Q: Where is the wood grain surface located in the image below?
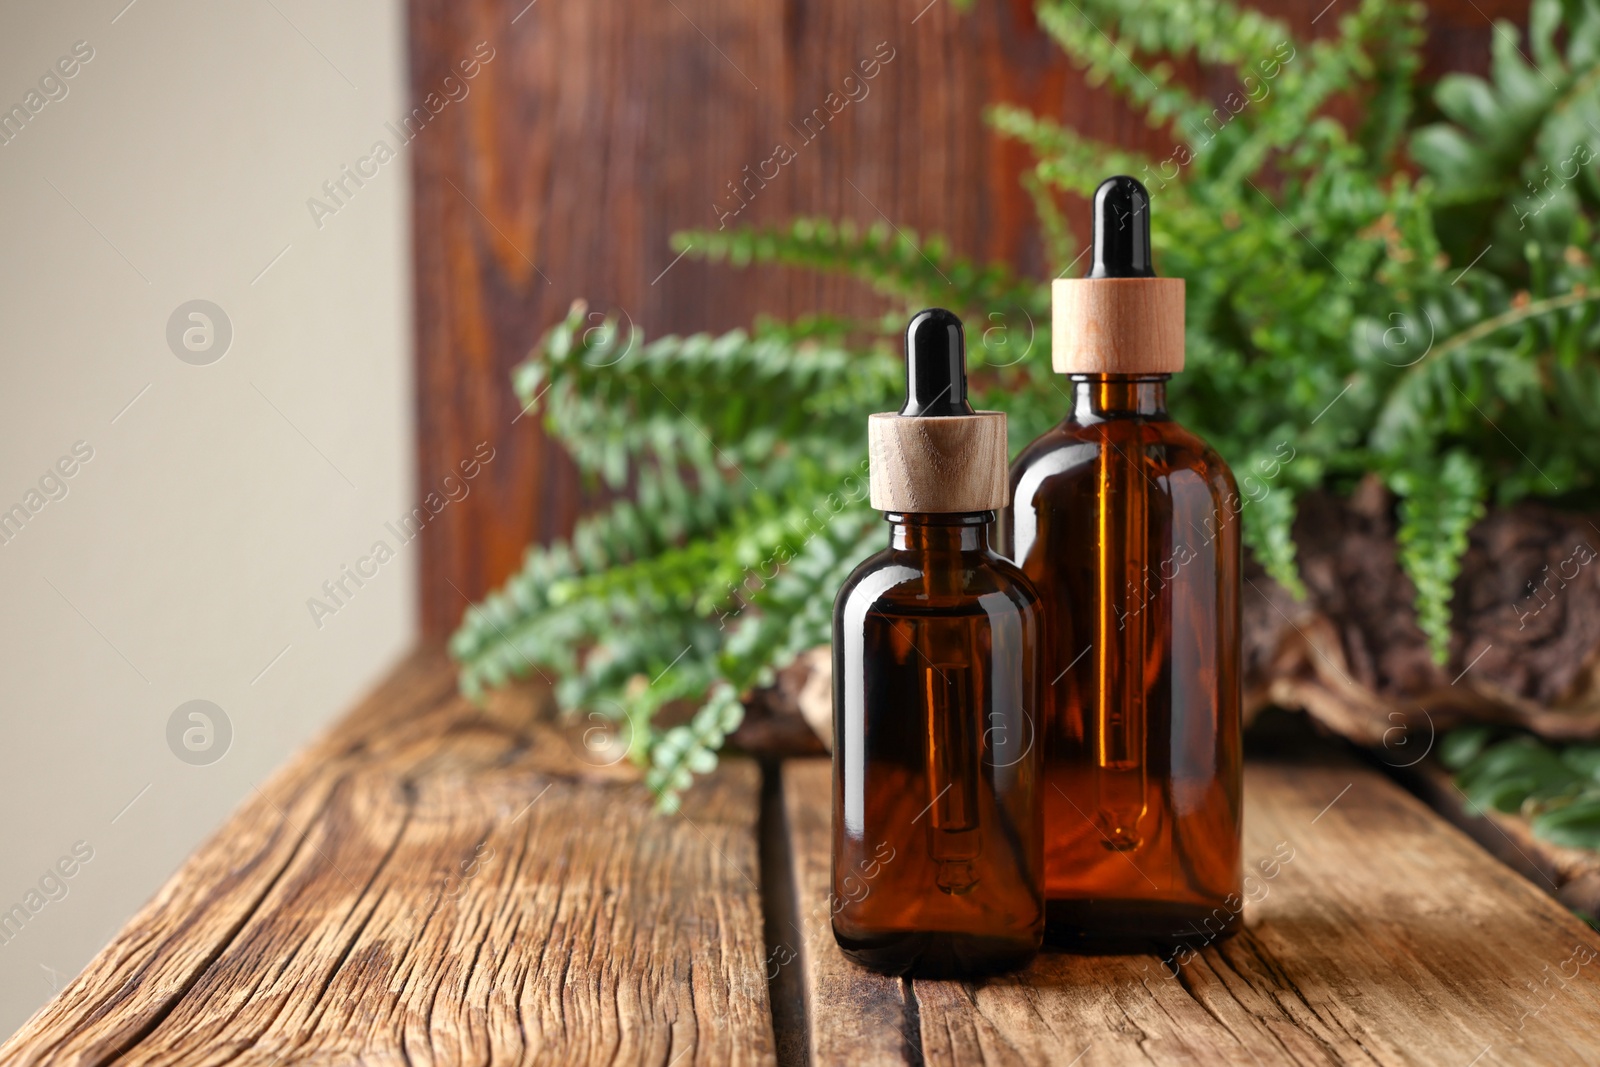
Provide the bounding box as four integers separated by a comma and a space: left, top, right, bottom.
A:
1051, 278, 1185, 375
0, 649, 775, 1066
782, 749, 1600, 1066
406, 0, 1522, 637
8, 650, 1596, 1065
1404, 759, 1600, 923
868, 412, 1010, 514
778, 755, 915, 1067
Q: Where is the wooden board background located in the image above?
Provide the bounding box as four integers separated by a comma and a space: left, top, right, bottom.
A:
407, 0, 1527, 637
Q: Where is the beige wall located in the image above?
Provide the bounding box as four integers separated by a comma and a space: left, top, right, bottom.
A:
0, 0, 415, 1035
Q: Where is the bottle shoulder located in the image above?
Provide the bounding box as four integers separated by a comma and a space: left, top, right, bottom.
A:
1010, 416, 1236, 495
834, 546, 1042, 618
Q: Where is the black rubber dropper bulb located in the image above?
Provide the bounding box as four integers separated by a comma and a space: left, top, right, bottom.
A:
1087, 175, 1156, 279
900, 308, 976, 417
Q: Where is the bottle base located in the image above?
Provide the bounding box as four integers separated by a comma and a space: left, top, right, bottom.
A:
835, 929, 1040, 978
1044, 897, 1241, 954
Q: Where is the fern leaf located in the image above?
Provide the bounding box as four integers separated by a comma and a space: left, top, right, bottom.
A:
1390, 450, 1487, 662
674, 219, 1046, 325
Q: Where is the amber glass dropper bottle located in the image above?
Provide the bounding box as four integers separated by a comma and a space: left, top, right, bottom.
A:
832, 308, 1044, 977
1002, 177, 1243, 951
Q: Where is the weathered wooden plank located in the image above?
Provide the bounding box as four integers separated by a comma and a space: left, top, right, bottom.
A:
1, 648, 775, 1067
785, 742, 1600, 1066
780, 761, 915, 1067
1402, 759, 1600, 919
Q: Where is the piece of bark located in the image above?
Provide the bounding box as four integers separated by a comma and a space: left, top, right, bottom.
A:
0, 648, 776, 1067
782, 750, 1600, 1066
731, 648, 832, 758
1243, 481, 1600, 745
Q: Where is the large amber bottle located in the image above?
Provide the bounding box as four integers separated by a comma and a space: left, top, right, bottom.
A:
1004, 177, 1242, 951
833, 309, 1044, 976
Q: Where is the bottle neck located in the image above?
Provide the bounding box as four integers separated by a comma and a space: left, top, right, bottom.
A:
1066, 374, 1169, 420
886, 511, 994, 552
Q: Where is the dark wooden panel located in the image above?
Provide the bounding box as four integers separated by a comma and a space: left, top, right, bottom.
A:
407, 0, 1521, 636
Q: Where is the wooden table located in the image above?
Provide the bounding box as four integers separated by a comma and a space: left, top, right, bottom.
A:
5, 649, 1599, 1066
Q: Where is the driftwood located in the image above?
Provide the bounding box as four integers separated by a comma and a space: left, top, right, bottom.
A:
1242, 476, 1600, 744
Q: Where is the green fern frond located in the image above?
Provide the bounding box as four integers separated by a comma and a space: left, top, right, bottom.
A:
1354, 1, 1427, 164
1034, 0, 1212, 140
988, 106, 1153, 199
521, 302, 895, 491
1082, 0, 1291, 73
1391, 450, 1487, 662
1212, 0, 1425, 185
1410, 0, 1600, 270
1445, 726, 1600, 854
674, 219, 1046, 326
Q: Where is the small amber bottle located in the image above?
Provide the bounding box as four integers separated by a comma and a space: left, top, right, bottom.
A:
1003, 177, 1243, 951
832, 308, 1044, 977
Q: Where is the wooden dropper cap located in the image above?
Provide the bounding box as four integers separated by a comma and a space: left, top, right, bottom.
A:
1053, 175, 1185, 374
868, 309, 1008, 514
